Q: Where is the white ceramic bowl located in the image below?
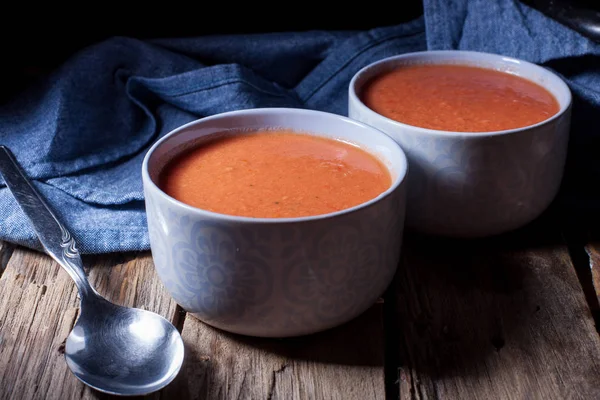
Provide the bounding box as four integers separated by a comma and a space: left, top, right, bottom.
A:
142, 108, 408, 337
349, 50, 572, 238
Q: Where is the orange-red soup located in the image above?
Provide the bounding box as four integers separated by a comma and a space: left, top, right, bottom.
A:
159, 130, 391, 218
361, 64, 560, 132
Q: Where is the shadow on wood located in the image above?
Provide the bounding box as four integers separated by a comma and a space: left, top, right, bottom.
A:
189, 302, 384, 367
395, 228, 536, 375
162, 304, 385, 399
391, 207, 600, 398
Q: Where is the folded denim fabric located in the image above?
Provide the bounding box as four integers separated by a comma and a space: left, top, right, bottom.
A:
0, 18, 425, 252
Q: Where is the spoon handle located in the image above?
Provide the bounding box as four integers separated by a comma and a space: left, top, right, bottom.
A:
0, 146, 94, 297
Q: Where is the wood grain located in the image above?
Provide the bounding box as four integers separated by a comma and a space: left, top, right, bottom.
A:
0, 248, 177, 400
164, 304, 386, 400
393, 218, 600, 400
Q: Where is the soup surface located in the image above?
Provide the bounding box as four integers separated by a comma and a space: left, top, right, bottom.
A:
159, 130, 391, 218
361, 64, 560, 132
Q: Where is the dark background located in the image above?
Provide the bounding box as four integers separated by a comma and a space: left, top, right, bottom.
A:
0, 0, 598, 103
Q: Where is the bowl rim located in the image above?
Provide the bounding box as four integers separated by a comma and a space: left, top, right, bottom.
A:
348, 49, 573, 138
142, 107, 408, 224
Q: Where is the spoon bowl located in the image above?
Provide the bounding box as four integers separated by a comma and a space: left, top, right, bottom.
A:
65, 297, 184, 396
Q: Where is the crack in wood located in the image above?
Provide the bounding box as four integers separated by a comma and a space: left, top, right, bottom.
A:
562, 229, 600, 334
383, 272, 401, 400
0, 241, 16, 277
57, 341, 66, 355
172, 305, 187, 333
586, 243, 600, 300
79, 383, 87, 398
265, 364, 288, 400
404, 321, 425, 400
395, 257, 432, 400
58, 308, 80, 356
235, 371, 248, 400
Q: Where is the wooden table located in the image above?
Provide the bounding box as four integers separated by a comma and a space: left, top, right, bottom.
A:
1, 208, 600, 399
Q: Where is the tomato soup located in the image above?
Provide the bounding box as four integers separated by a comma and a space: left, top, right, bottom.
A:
361, 64, 560, 132
159, 130, 391, 218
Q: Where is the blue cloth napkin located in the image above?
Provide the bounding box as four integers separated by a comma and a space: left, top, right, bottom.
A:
1, 0, 598, 253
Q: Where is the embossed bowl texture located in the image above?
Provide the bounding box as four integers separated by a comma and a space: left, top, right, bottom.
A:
349, 50, 572, 238
142, 108, 408, 337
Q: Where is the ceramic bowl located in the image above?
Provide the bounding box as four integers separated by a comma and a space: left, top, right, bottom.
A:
349, 50, 572, 237
142, 108, 408, 337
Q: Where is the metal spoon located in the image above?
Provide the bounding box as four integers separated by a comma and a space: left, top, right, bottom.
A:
0, 146, 184, 396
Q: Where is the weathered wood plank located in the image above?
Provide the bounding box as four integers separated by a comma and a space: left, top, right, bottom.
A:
164, 303, 386, 400
0, 248, 177, 400
394, 218, 600, 400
